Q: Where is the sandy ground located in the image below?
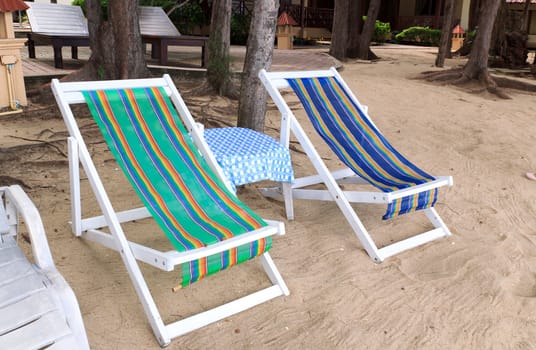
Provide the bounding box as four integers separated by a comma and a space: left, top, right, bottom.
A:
2, 46, 536, 349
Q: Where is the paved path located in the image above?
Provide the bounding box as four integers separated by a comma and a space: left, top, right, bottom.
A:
21, 45, 341, 79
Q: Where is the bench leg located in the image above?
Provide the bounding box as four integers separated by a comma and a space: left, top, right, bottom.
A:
151, 43, 160, 59
159, 43, 168, 66
201, 45, 207, 68
71, 46, 78, 59
53, 46, 64, 69
27, 35, 36, 59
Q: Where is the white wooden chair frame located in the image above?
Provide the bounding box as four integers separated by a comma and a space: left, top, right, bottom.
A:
259, 67, 453, 263
0, 185, 89, 349
51, 75, 289, 347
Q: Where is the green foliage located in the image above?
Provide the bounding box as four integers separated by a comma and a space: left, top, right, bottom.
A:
166, 2, 205, 34
137, 1, 206, 34
395, 26, 441, 46
97, 65, 105, 80
231, 13, 251, 45
373, 20, 391, 43
72, 0, 206, 33
71, 0, 107, 18
206, 39, 231, 95
362, 16, 391, 43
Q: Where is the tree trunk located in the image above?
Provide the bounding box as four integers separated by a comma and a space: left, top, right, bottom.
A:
420, 0, 512, 98
329, 0, 350, 60
492, 5, 528, 68
357, 0, 381, 60
463, 0, 502, 80
206, 0, 233, 96
522, 0, 531, 33
346, 1, 362, 58
67, 0, 149, 81
236, 0, 279, 132
435, 0, 455, 67
491, 2, 508, 58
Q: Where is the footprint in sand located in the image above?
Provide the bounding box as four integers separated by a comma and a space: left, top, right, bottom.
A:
503, 271, 536, 298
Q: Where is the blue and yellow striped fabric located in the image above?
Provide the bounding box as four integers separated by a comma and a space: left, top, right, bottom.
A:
83, 87, 270, 287
287, 77, 437, 220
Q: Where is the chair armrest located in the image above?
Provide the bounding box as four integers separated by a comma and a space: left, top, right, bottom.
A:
0, 189, 9, 234
4, 185, 55, 270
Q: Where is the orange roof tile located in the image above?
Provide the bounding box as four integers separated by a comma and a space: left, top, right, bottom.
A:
452, 24, 464, 34
0, 0, 28, 12
278, 11, 297, 26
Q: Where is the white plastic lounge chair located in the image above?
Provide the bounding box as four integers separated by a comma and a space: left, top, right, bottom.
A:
259, 68, 453, 263
0, 185, 89, 350
51, 74, 289, 347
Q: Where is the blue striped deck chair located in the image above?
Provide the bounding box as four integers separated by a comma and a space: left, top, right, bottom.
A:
51, 75, 288, 347
260, 68, 453, 263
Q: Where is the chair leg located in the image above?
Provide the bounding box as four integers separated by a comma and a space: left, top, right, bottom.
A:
260, 252, 290, 296
68, 137, 82, 237
425, 207, 452, 236
281, 182, 294, 220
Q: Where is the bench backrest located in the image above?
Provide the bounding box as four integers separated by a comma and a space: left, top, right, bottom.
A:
139, 6, 181, 37
25, 2, 88, 36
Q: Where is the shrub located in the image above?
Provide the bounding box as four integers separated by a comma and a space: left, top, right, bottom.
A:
72, 0, 206, 34
395, 26, 441, 46
231, 13, 250, 45
373, 20, 391, 43
362, 17, 391, 44
71, 0, 107, 16
167, 2, 205, 34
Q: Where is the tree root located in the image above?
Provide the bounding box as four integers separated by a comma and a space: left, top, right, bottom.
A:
421, 68, 463, 81
289, 141, 306, 155
8, 136, 67, 158
202, 117, 235, 128
493, 76, 536, 93
0, 176, 31, 189
419, 68, 519, 99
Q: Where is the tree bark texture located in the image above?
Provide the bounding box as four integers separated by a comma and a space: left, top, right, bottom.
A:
436, 0, 455, 67
331, 0, 376, 61
463, 0, 502, 79
357, 0, 381, 60
492, 5, 528, 68
207, 0, 232, 95
71, 0, 148, 81
329, 0, 350, 60
237, 0, 279, 132
522, 0, 531, 32
345, 1, 362, 58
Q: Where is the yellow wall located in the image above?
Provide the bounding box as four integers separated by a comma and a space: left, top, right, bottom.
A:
459, 0, 471, 30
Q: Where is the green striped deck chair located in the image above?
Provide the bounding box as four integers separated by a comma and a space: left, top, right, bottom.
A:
260, 67, 453, 263
51, 75, 288, 347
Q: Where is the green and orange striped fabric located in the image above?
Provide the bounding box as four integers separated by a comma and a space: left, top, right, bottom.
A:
287, 77, 437, 220
83, 87, 270, 287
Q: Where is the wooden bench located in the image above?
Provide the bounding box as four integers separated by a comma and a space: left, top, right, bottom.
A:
25, 4, 208, 69
25, 2, 90, 69
140, 6, 208, 67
